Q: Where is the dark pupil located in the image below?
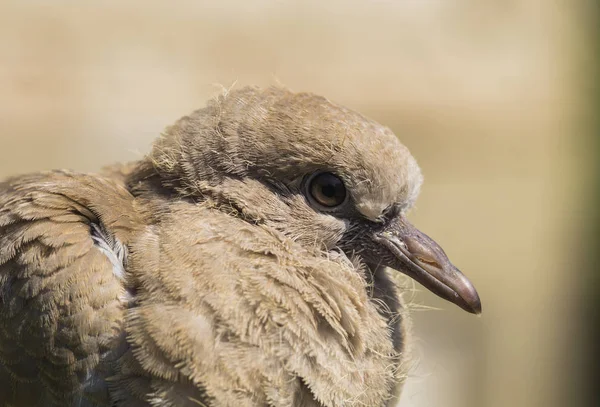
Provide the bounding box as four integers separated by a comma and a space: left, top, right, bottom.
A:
321, 184, 336, 198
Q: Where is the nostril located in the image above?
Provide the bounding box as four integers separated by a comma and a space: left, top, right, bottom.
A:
415, 256, 442, 269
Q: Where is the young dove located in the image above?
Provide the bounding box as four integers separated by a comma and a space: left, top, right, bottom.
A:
0, 87, 481, 407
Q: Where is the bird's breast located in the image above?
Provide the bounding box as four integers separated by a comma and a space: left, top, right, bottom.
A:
121, 203, 406, 407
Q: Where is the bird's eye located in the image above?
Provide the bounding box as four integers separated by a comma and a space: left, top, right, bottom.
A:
307, 172, 347, 208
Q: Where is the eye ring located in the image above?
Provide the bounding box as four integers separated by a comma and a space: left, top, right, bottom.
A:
305, 172, 348, 210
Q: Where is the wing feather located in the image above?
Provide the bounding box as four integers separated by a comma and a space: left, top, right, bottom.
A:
0, 171, 141, 407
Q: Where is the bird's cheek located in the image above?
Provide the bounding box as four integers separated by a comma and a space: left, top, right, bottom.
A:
288, 213, 347, 250
318, 216, 348, 250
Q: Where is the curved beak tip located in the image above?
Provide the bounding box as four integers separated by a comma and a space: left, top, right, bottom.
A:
371, 215, 483, 316
462, 294, 482, 315
453, 276, 482, 315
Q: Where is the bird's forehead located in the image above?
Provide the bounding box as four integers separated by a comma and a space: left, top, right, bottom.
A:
349, 144, 422, 220
338, 131, 423, 220
221, 87, 423, 219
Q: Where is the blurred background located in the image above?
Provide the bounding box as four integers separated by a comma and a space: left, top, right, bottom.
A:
0, 1, 597, 406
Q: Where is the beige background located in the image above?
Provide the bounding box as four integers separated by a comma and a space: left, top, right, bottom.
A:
0, 1, 593, 406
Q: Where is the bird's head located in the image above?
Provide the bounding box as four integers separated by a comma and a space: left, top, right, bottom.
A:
136, 86, 481, 314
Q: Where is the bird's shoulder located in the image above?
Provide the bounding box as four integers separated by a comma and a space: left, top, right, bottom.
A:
0, 170, 142, 406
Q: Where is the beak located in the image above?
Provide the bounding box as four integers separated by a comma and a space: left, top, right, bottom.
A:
372, 215, 482, 314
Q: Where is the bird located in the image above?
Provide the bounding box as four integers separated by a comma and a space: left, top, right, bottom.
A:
0, 86, 481, 407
